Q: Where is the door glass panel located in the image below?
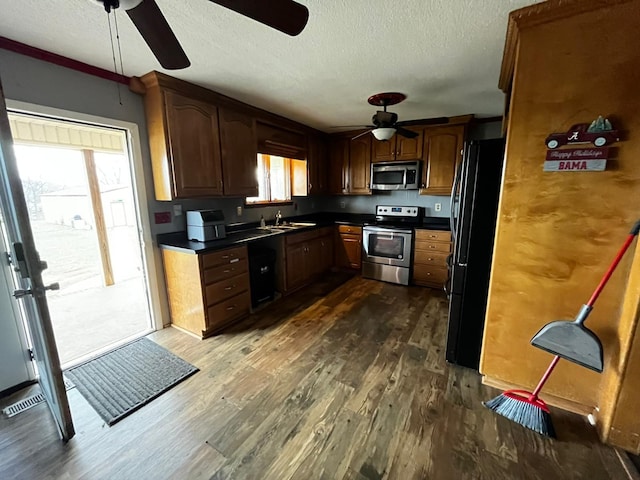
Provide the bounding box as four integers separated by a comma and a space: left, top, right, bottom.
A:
372, 169, 404, 185
368, 234, 405, 259
0, 78, 74, 440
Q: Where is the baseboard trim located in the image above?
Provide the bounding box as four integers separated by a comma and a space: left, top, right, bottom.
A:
481, 375, 594, 416
0, 380, 37, 400
616, 449, 640, 480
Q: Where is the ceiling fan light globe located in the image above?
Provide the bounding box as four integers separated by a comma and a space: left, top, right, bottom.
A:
372, 128, 396, 141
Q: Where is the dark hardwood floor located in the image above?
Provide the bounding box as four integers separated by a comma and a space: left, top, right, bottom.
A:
0, 275, 628, 480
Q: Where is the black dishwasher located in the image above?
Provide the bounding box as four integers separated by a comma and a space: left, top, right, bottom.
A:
248, 246, 276, 308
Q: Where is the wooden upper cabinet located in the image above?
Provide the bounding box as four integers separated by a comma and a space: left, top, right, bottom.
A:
328, 137, 348, 194
307, 134, 328, 195
164, 91, 223, 198
372, 127, 423, 162
421, 125, 465, 196
348, 135, 371, 194
218, 108, 259, 197
396, 129, 423, 160
373, 138, 396, 162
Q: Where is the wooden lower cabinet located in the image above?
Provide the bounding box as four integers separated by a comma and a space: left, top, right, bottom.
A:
412, 229, 451, 288
162, 245, 250, 338
335, 225, 362, 270
281, 227, 334, 294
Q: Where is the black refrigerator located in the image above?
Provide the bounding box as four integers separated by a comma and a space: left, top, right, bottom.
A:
446, 138, 506, 370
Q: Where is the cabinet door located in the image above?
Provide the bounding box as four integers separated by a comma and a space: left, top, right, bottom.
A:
343, 234, 362, 269
328, 137, 348, 194
319, 235, 334, 272
165, 91, 223, 198
307, 135, 328, 195
372, 137, 397, 162
348, 135, 371, 194
421, 125, 465, 195
219, 108, 259, 197
336, 233, 362, 270
286, 243, 307, 290
396, 128, 423, 160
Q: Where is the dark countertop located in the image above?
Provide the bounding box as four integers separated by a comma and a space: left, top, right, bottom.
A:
158, 212, 450, 254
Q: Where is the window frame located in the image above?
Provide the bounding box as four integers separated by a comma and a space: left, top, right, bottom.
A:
245, 154, 295, 206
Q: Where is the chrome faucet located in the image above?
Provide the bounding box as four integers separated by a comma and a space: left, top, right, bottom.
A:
274, 210, 282, 226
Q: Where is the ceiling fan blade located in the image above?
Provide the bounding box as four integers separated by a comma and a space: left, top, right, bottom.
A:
395, 126, 419, 139
126, 0, 191, 70
209, 0, 309, 36
396, 117, 449, 127
351, 130, 373, 140
329, 125, 374, 129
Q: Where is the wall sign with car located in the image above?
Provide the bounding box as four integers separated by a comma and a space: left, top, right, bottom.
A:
543, 116, 620, 172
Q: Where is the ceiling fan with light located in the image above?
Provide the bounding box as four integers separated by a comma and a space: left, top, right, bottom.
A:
334, 93, 448, 141
96, 0, 310, 70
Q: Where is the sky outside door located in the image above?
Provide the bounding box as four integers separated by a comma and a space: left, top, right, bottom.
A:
9, 113, 153, 366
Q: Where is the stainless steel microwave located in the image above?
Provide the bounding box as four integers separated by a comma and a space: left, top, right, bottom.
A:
370, 161, 421, 190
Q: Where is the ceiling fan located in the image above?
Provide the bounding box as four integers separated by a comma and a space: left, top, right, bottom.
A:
96, 0, 310, 70
335, 92, 448, 141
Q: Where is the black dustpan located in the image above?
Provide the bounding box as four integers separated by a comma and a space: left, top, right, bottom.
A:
531, 219, 640, 373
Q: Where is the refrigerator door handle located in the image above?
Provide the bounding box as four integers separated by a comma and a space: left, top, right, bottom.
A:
450, 162, 463, 240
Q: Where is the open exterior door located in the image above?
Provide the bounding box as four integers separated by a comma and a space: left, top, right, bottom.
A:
0, 77, 74, 440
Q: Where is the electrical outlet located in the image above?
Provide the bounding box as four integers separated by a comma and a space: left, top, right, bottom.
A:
154, 212, 171, 224
173, 204, 182, 216
340, 201, 346, 209
236, 205, 243, 216
435, 203, 442, 212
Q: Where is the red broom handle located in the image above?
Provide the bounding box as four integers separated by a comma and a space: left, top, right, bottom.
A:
531, 355, 560, 398
587, 231, 638, 307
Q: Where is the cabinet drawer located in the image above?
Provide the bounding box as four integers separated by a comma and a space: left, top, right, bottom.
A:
203, 258, 248, 284
204, 272, 249, 305
414, 240, 451, 253
337, 224, 362, 235
413, 250, 449, 267
413, 265, 449, 285
415, 229, 451, 243
286, 229, 319, 246
206, 291, 250, 329
201, 246, 247, 269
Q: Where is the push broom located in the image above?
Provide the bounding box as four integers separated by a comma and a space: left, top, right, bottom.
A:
484, 219, 640, 437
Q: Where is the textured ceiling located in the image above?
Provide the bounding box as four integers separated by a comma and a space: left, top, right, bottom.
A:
0, 0, 540, 131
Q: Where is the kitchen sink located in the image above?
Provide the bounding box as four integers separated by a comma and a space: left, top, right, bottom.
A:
288, 222, 316, 227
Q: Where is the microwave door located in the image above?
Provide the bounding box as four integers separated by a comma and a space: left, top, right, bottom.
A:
372, 167, 405, 190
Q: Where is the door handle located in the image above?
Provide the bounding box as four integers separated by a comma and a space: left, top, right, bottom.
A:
13, 282, 59, 299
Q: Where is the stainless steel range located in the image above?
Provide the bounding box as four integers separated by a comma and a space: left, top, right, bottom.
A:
362, 205, 421, 285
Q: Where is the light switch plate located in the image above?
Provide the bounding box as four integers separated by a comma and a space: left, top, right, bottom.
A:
173, 204, 182, 216
236, 205, 243, 216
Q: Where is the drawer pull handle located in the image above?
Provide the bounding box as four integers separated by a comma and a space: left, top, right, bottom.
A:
428, 258, 433, 261
226, 305, 236, 311
426, 272, 431, 276
429, 245, 436, 249
224, 285, 236, 291
223, 268, 235, 273
429, 235, 437, 238
230, 258, 240, 264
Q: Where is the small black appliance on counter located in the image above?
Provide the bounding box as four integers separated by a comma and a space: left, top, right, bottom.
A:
186, 209, 226, 242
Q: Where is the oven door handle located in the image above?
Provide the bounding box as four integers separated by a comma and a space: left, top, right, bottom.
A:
363, 226, 413, 234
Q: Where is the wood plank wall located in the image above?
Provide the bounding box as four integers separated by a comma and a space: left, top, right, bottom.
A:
480, 0, 640, 451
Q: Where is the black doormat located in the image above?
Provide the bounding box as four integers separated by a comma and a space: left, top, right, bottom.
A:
65, 337, 198, 426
